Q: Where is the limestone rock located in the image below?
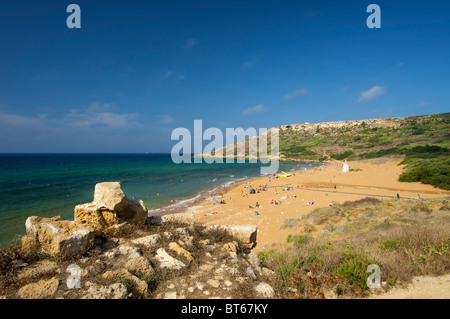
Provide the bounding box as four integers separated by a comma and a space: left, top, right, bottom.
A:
119, 199, 148, 226
75, 182, 148, 233
154, 248, 186, 270
168, 242, 193, 263
197, 225, 257, 248
102, 269, 148, 296
82, 282, 127, 299
118, 245, 142, 258
150, 212, 196, 225
125, 256, 155, 277
74, 203, 118, 233
93, 182, 128, 212
23, 216, 94, 258
255, 283, 276, 298
131, 234, 161, 247
18, 277, 59, 299
18, 260, 59, 280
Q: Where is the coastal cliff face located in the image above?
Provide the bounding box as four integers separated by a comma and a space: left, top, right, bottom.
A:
194, 113, 449, 163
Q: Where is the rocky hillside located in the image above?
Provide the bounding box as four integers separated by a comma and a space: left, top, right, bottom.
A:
0, 182, 279, 299
197, 113, 450, 190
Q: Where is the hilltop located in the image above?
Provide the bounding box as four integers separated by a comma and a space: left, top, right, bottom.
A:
198, 113, 450, 190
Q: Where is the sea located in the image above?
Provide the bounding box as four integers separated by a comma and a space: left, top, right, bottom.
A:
0, 153, 322, 247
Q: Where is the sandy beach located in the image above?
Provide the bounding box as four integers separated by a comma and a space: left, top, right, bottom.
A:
189, 158, 449, 252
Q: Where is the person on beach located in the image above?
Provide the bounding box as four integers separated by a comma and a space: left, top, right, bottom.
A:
397, 193, 400, 199
255, 202, 260, 208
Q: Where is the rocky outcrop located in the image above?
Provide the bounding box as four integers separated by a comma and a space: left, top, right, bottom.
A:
21, 216, 94, 258
74, 182, 148, 233
197, 225, 257, 249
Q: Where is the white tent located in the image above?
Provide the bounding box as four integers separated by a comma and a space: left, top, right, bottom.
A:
342, 160, 349, 173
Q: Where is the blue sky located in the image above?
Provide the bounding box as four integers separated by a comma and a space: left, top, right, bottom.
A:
0, 0, 449, 153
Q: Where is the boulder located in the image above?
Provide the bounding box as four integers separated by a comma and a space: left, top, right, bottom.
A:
22, 216, 94, 258
93, 182, 128, 211
154, 248, 186, 270
74, 182, 148, 233
125, 256, 155, 277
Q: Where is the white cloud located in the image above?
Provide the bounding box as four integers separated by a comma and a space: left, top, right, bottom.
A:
242, 104, 266, 115
283, 88, 308, 100
186, 38, 198, 48
0, 111, 44, 128
157, 115, 175, 124
66, 102, 138, 128
355, 86, 386, 104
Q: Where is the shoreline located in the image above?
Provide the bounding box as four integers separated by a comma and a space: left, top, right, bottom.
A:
147, 160, 324, 217
157, 157, 449, 252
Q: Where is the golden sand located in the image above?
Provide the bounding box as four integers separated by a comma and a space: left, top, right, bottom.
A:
193, 159, 449, 252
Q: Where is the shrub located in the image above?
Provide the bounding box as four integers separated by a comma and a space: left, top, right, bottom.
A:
333, 250, 379, 290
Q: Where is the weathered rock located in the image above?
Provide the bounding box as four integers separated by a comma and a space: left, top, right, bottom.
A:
17, 277, 59, 299
125, 256, 155, 277
102, 269, 148, 296
223, 242, 238, 253
18, 260, 59, 280
22, 216, 94, 258
154, 248, 186, 270
74, 182, 147, 233
93, 182, 128, 212
255, 283, 276, 298
197, 225, 257, 248
150, 212, 196, 225
245, 267, 257, 279
247, 252, 261, 268
168, 242, 193, 263
131, 234, 161, 247
74, 203, 118, 233
82, 282, 128, 299
118, 245, 142, 258
119, 199, 148, 226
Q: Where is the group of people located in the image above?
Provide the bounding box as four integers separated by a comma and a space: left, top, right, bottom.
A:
271, 199, 282, 205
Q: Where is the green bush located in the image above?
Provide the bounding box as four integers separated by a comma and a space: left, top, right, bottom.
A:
333, 250, 379, 290
399, 157, 450, 190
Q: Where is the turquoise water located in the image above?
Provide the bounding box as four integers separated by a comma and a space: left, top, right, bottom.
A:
0, 154, 322, 247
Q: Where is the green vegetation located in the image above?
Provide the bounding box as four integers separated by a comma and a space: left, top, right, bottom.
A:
275, 113, 450, 190
258, 197, 450, 298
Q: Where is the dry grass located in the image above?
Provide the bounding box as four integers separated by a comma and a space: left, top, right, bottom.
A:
260, 197, 450, 298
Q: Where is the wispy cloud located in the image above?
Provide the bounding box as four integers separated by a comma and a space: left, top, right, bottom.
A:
157, 115, 175, 124
164, 71, 173, 79
65, 102, 139, 128
283, 88, 308, 100
0, 111, 45, 128
355, 86, 386, 104
186, 38, 198, 48
242, 104, 266, 115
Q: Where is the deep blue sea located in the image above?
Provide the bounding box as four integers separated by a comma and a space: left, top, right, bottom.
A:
0, 154, 322, 247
